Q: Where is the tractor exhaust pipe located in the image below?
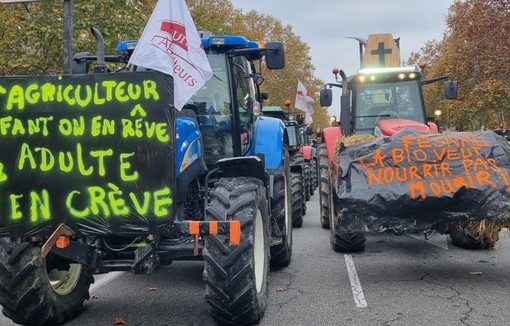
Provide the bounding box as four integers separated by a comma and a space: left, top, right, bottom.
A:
91, 27, 107, 73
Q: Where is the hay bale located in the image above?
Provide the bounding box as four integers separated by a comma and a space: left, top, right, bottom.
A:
333, 134, 377, 166
452, 220, 502, 248
464, 220, 501, 243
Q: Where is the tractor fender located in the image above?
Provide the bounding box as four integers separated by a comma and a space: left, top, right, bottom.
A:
322, 126, 342, 164
176, 117, 205, 176
175, 117, 207, 202
216, 156, 267, 184
252, 116, 286, 171
301, 145, 312, 160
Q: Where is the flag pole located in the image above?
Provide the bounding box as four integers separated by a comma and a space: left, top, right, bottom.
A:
63, 0, 74, 74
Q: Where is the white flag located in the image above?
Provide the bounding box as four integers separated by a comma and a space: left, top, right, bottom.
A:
295, 80, 316, 123
128, 0, 213, 110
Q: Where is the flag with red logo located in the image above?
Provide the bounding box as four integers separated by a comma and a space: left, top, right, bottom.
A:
128, 0, 213, 110
295, 80, 316, 123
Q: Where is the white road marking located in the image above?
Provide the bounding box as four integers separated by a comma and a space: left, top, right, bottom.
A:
344, 254, 367, 308
408, 232, 449, 250
89, 271, 125, 293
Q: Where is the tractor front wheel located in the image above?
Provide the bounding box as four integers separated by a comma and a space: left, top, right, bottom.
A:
203, 177, 270, 325
330, 231, 367, 252
0, 239, 93, 326
325, 159, 366, 252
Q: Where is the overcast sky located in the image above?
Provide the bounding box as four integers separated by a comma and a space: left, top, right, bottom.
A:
233, 0, 455, 117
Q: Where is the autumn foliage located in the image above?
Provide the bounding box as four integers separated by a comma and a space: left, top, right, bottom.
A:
0, 0, 329, 130
410, 0, 510, 131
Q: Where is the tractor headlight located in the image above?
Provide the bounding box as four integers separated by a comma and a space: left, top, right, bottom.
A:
253, 101, 261, 116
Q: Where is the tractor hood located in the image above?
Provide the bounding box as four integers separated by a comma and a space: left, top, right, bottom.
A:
374, 118, 434, 137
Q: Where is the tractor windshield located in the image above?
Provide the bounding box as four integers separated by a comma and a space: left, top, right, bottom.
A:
352, 80, 425, 134
286, 125, 298, 147
186, 53, 232, 165
185, 53, 256, 165
132, 52, 256, 165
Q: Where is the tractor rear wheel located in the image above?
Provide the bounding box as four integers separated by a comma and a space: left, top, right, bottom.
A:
0, 239, 93, 326
203, 177, 270, 325
289, 152, 307, 216
290, 172, 303, 228
310, 158, 317, 195
301, 172, 307, 216
304, 162, 311, 201
318, 144, 331, 229
270, 152, 293, 268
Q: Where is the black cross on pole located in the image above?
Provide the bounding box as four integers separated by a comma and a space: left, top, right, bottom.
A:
371, 42, 392, 66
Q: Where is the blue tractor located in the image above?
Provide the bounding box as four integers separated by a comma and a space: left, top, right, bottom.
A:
0, 30, 292, 326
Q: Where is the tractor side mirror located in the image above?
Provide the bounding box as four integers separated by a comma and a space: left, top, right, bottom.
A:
320, 88, 333, 107
71, 52, 92, 74
265, 42, 285, 69
260, 92, 269, 102
445, 80, 458, 99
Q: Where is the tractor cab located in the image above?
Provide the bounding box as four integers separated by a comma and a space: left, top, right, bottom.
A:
351, 67, 427, 134
116, 35, 285, 167
319, 33, 457, 137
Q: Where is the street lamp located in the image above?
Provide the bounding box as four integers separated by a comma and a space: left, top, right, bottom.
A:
284, 99, 292, 109
329, 116, 337, 126
434, 109, 442, 121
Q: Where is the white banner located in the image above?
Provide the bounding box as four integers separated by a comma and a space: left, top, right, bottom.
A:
295, 80, 316, 123
128, 0, 213, 110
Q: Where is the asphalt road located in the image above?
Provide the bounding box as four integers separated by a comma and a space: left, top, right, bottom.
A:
1, 192, 510, 325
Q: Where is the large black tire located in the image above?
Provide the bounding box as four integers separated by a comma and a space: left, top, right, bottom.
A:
304, 162, 311, 201
289, 152, 307, 216
270, 152, 293, 268
318, 143, 331, 229
0, 239, 93, 326
290, 172, 303, 228
321, 147, 367, 252
450, 225, 500, 250
328, 197, 367, 252
330, 231, 367, 252
203, 178, 271, 325
300, 170, 307, 216
310, 158, 317, 195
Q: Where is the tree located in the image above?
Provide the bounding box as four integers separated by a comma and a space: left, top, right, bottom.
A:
0, 0, 330, 128
187, 1, 329, 128
0, 1, 158, 75
410, 0, 510, 130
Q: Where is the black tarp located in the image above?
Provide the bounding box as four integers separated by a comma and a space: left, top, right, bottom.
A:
334, 128, 510, 233
0, 71, 175, 237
